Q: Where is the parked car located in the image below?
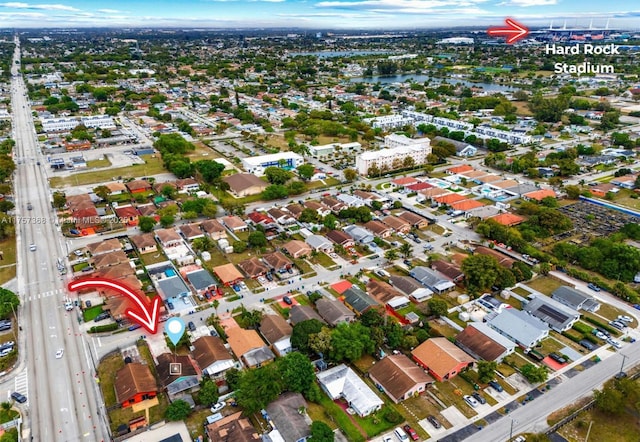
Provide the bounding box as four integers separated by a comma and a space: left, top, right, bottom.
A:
403, 425, 419, 441
617, 315, 633, 323
472, 392, 486, 404
210, 401, 226, 413
11, 392, 26, 403
587, 283, 601, 292
489, 380, 504, 392
167, 301, 174, 310
282, 296, 293, 305
579, 339, 596, 351
128, 324, 142, 331
55, 349, 64, 359
427, 415, 441, 429
463, 395, 479, 408
394, 427, 409, 441
188, 321, 196, 332
592, 330, 607, 340
609, 320, 626, 331
549, 353, 567, 364
27, 203, 32, 210
607, 338, 622, 349
93, 312, 110, 322
29, 244, 36, 252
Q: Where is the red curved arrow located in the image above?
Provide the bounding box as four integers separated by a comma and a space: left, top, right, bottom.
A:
68, 278, 161, 334
488, 18, 529, 44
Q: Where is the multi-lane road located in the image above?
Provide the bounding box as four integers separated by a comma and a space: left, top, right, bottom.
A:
10, 37, 108, 441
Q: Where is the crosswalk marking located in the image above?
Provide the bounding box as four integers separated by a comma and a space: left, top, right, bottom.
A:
25, 288, 64, 302
14, 371, 28, 403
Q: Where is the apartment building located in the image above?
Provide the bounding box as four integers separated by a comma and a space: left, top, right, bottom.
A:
355, 134, 431, 176
242, 152, 304, 176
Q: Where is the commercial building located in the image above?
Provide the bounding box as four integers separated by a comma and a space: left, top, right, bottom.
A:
308, 142, 362, 159
241, 152, 303, 176
40, 114, 116, 132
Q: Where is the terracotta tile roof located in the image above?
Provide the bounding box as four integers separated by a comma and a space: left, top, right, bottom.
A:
206, 411, 260, 442
213, 263, 244, 284
201, 219, 226, 234
282, 240, 311, 257
398, 211, 428, 226
447, 164, 474, 174
366, 279, 404, 304
382, 215, 411, 231
420, 187, 449, 198
179, 223, 203, 239
126, 179, 152, 192
92, 250, 129, 269
259, 315, 292, 344
364, 220, 391, 235
113, 205, 139, 219
392, 177, 419, 186
237, 257, 269, 278
455, 326, 507, 361
86, 238, 122, 255
523, 188, 556, 201
155, 228, 182, 244
155, 353, 198, 389
368, 354, 434, 402
262, 251, 292, 270
411, 338, 475, 380
449, 199, 485, 211
226, 327, 267, 359
114, 362, 157, 404
191, 336, 232, 370
330, 280, 353, 294
490, 213, 525, 226
130, 233, 157, 250
433, 193, 468, 205
474, 246, 515, 268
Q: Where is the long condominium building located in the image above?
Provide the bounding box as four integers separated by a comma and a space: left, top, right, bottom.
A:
356, 134, 431, 176
241, 152, 304, 176
41, 114, 116, 132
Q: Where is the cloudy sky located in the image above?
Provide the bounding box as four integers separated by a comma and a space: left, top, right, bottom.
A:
0, 0, 639, 29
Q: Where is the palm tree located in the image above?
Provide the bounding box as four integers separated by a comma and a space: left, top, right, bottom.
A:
384, 249, 398, 262
399, 243, 413, 258
212, 299, 220, 315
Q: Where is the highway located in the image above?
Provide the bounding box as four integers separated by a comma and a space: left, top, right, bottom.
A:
10, 37, 108, 441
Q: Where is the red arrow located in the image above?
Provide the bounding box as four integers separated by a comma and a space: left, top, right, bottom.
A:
68, 278, 161, 334
487, 18, 529, 44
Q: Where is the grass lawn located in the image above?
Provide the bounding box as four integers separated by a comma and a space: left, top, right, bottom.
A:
535, 336, 566, 356
558, 408, 640, 442
83, 305, 105, 322
432, 379, 477, 419
73, 262, 90, 272
0, 408, 18, 424
184, 408, 212, 439
307, 401, 338, 430
525, 277, 564, 295
317, 394, 367, 442
511, 286, 531, 297
496, 362, 517, 377
293, 258, 314, 275
139, 251, 170, 266
98, 353, 125, 407
0, 237, 16, 285
49, 155, 166, 187
86, 157, 112, 168
309, 252, 336, 269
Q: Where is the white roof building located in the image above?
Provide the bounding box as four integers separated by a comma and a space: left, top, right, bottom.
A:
355, 135, 431, 176
317, 364, 383, 417
241, 152, 304, 176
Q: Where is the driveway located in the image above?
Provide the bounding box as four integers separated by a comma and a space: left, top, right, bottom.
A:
441, 406, 470, 427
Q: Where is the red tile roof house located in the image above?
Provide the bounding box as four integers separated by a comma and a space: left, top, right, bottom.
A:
201, 219, 227, 240
238, 257, 269, 279
262, 251, 292, 273
282, 240, 312, 259
175, 178, 200, 192
179, 223, 205, 241
364, 220, 393, 238
247, 211, 277, 228
113, 205, 140, 227
369, 354, 434, 403
326, 230, 355, 248
220, 215, 248, 232
114, 362, 158, 408
125, 179, 152, 194
398, 211, 430, 229
130, 233, 158, 254
382, 215, 412, 234
155, 228, 183, 248
411, 338, 476, 382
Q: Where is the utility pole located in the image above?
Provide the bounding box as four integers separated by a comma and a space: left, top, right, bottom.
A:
619, 353, 628, 376
509, 417, 518, 441
585, 421, 593, 442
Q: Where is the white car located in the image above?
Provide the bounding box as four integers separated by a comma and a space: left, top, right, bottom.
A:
607, 338, 622, 349
55, 349, 64, 359
463, 395, 479, 408
210, 401, 226, 413
618, 315, 633, 323
29, 244, 36, 252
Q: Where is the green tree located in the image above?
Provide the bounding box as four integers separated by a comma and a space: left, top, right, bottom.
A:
262, 184, 289, 200
461, 254, 502, 296
225, 368, 241, 391
233, 241, 247, 253
197, 379, 219, 406
93, 185, 111, 201
291, 319, 325, 353
160, 214, 175, 228
323, 214, 338, 230
343, 168, 358, 182
310, 421, 335, 442
236, 364, 283, 414
165, 399, 192, 421
239, 305, 263, 329
52, 191, 66, 209
330, 322, 375, 362
248, 231, 267, 248
399, 243, 413, 258
278, 352, 315, 394
0, 289, 19, 320
264, 167, 292, 185
296, 164, 316, 181
192, 236, 214, 252
138, 216, 156, 233
477, 360, 497, 383
161, 185, 177, 200
520, 363, 549, 383
594, 385, 625, 414
384, 249, 398, 262
427, 298, 448, 317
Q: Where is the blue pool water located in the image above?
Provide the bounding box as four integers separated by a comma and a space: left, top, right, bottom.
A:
165, 269, 176, 277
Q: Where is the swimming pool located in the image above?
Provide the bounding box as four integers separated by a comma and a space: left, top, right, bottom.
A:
165, 269, 176, 277
428, 179, 451, 189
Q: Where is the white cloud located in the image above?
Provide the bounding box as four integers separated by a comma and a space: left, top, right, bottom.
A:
97, 8, 125, 13
315, 0, 486, 10
0, 2, 79, 11
504, 0, 556, 6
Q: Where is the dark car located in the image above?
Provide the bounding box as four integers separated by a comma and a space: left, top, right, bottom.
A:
427, 415, 441, 429
472, 392, 487, 404
188, 321, 196, 331
579, 339, 596, 351
94, 312, 110, 322
282, 296, 293, 305
403, 425, 419, 441
266, 272, 274, 281
11, 392, 26, 403
549, 353, 567, 364
128, 324, 141, 331
587, 283, 601, 292
167, 301, 175, 310
489, 380, 504, 392
27, 203, 32, 210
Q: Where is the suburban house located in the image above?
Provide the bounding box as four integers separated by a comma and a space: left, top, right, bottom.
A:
410, 266, 456, 294
289, 305, 326, 325
366, 279, 410, 310
238, 257, 269, 279
113, 205, 140, 227
398, 211, 430, 229
155, 353, 200, 398
431, 260, 465, 283
266, 207, 296, 225
262, 251, 292, 273
389, 275, 433, 302
153, 181, 177, 194
265, 393, 311, 442
86, 238, 122, 256
320, 196, 346, 212
336, 193, 366, 208
175, 178, 200, 192
130, 233, 158, 254
317, 364, 383, 417
474, 246, 514, 268
369, 354, 434, 403
282, 239, 312, 259
433, 136, 477, 157
305, 234, 334, 253
201, 219, 228, 240
523, 295, 580, 332
212, 263, 244, 286
303, 200, 331, 217
223, 173, 268, 197
342, 286, 379, 315
155, 228, 184, 248
114, 362, 158, 408
382, 215, 412, 234
91, 250, 130, 269
205, 411, 261, 442
185, 269, 217, 295
343, 225, 374, 245
486, 308, 550, 350
551, 286, 601, 313
364, 220, 392, 238
455, 322, 516, 362
125, 179, 152, 194
259, 315, 293, 357
191, 336, 236, 378
104, 181, 127, 195
179, 223, 205, 241
285, 203, 304, 219
326, 230, 355, 248
316, 298, 355, 326
411, 338, 476, 382
220, 215, 248, 232
226, 327, 275, 368
247, 211, 277, 229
